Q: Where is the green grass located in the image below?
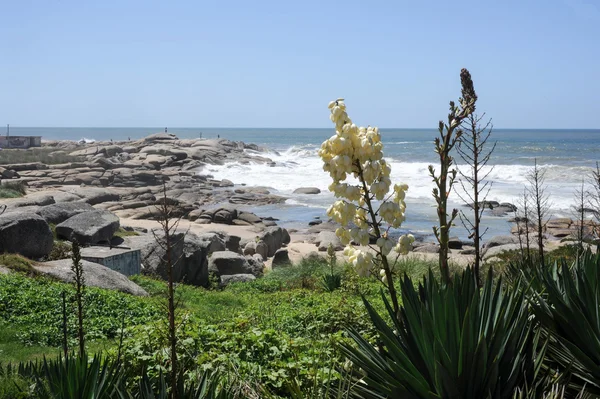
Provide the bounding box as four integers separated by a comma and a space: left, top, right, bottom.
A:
0, 147, 81, 165
113, 228, 140, 238
0, 254, 439, 394
0, 254, 35, 274
0, 182, 26, 199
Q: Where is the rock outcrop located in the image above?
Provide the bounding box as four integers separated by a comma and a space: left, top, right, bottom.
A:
0, 212, 54, 259
33, 259, 148, 296
55, 210, 120, 245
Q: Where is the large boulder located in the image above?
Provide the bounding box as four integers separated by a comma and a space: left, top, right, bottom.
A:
272, 248, 291, 267
55, 210, 120, 245
36, 202, 96, 225
259, 227, 288, 257
208, 250, 262, 277
315, 231, 343, 252
0, 212, 54, 259
123, 232, 222, 287
33, 260, 147, 296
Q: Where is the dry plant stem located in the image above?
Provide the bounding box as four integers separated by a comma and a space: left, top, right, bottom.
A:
529, 159, 550, 266
152, 181, 182, 399
356, 161, 399, 316
456, 113, 495, 287
61, 290, 68, 358
431, 69, 477, 285
71, 240, 85, 358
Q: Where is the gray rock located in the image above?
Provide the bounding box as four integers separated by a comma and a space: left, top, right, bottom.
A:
214, 208, 237, 224
11, 195, 56, 208
448, 237, 463, 250
255, 240, 268, 260
243, 241, 256, 256
259, 226, 289, 257
315, 231, 343, 252
225, 235, 241, 253
0, 212, 54, 259
413, 244, 440, 254
308, 219, 322, 226
68, 188, 120, 205
55, 210, 120, 245
483, 235, 519, 249
483, 243, 522, 259
208, 250, 261, 277
459, 247, 477, 255
237, 211, 262, 224
282, 228, 291, 245
219, 273, 256, 287
33, 259, 148, 296
272, 248, 291, 267
245, 254, 265, 276
293, 187, 321, 194
124, 232, 221, 287
144, 133, 179, 142
36, 202, 96, 224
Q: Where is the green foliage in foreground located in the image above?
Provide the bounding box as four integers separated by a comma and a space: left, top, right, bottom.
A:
517, 251, 600, 396
0, 274, 160, 347
4, 251, 600, 397
342, 267, 546, 399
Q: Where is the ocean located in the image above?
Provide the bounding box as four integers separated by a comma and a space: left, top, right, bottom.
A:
6, 127, 600, 241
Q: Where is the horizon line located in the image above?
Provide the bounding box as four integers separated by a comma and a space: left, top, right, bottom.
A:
3, 126, 600, 131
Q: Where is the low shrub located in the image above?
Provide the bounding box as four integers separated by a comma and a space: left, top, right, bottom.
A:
0, 181, 26, 199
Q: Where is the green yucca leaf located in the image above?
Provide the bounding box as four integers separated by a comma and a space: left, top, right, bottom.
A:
341, 266, 543, 399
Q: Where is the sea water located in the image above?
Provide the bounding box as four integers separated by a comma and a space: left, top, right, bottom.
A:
7, 127, 600, 241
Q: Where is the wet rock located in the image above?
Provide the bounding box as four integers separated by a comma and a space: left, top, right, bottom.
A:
293, 187, 321, 194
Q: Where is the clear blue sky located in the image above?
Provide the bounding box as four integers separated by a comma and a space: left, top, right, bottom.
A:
0, 0, 598, 128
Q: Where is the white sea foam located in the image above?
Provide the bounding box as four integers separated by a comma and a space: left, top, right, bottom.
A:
201, 146, 593, 219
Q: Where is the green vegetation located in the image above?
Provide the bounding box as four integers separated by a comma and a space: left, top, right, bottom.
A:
113, 228, 140, 238
0, 147, 80, 165
1, 248, 600, 397
0, 181, 26, 198
0, 254, 35, 274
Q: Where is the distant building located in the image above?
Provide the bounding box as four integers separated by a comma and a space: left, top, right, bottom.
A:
0, 136, 42, 149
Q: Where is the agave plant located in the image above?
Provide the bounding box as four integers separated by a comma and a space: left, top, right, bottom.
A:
132, 368, 240, 399
521, 250, 600, 396
24, 353, 126, 399
339, 267, 546, 399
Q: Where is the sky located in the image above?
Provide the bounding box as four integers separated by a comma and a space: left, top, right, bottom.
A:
0, 0, 598, 128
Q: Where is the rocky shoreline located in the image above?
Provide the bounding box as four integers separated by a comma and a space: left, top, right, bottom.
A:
0, 133, 596, 293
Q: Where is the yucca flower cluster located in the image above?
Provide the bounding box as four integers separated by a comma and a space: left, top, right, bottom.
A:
319, 99, 414, 280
